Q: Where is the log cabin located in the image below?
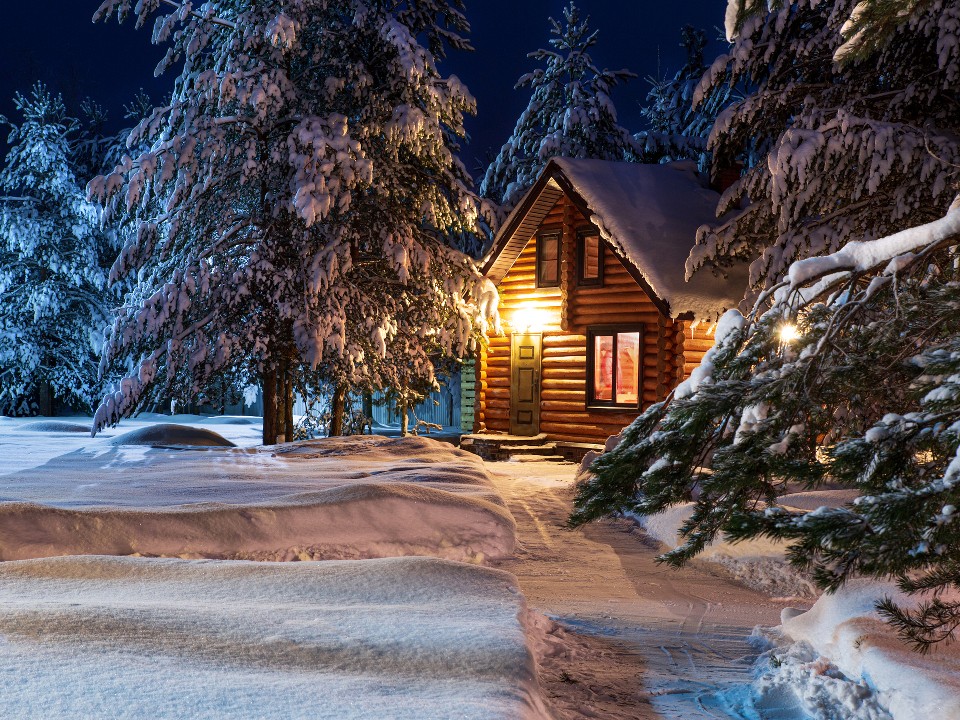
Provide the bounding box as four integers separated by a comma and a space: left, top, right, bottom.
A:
473, 157, 747, 451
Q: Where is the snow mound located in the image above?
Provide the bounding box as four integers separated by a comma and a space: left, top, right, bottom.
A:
0, 555, 550, 719
17, 421, 91, 433
722, 628, 894, 720
108, 423, 236, 447
0, 481, 515, 563
781, 579, 960, 720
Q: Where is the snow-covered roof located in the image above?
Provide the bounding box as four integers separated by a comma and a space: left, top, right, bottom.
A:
484, 158, 748, 321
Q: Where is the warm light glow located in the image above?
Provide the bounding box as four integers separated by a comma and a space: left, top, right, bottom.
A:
512, 304, 552, 332
779, 323, 801, 343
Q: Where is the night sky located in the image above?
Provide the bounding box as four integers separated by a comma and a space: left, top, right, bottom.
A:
1, 1, 726, 176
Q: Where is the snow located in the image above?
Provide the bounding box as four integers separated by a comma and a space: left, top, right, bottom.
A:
551, 157, 749, 320
787, 202, 960, 291
0, 554, 549, 720
780, 580, 960, 720
0, 416, 515, 564
630, 489, 859, 599
107, 422, 237, 446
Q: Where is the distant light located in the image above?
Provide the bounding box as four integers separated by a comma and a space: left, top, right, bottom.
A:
779, 323, 801, 343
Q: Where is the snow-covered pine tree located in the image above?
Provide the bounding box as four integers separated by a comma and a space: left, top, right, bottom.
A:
0, 86, 115, 415
573, 0, 960, 650
479, 2, 643, 212
90, 0, 494, 444
687, 0, 960, 295
637, 27, 732, 168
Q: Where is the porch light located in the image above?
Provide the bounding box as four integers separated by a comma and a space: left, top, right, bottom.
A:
512, 304, 551, 333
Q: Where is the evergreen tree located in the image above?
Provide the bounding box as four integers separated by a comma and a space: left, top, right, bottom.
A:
0, 86, 116, 415
637, 26, 732, 168
572, 0, 960, 650
688, 0, 959, 295
90, 0, 494, 444
479, 2, 642, 212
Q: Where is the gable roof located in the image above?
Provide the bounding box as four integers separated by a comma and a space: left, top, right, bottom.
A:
482, 157, 748, 321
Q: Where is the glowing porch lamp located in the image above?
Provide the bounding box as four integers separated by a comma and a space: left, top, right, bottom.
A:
511, 304, 552, 333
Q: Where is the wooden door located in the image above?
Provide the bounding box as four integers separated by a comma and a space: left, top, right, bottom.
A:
510, 332, 542, 436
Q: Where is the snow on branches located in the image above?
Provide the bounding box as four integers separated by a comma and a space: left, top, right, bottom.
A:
688, 0, 960, 296
89, 0, 495, 439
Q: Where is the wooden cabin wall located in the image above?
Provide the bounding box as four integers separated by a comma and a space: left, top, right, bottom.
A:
478, 195, 688, 445
677, 323, 716, 380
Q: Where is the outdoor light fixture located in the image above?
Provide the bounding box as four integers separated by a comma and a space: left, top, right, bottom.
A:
779, 323, 801, 343
512, 304, 551, 333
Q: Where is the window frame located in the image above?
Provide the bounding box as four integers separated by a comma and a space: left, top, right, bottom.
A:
586, 324, 644, 410
535, 228, 562, 289
576, 228, 603, 287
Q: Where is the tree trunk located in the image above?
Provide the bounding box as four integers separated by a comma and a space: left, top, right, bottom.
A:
284, 370, 294, 442
399, 398, 409, 437
362, 391, 373, 434
262, 367, 277, 446
329, 384, 347, 436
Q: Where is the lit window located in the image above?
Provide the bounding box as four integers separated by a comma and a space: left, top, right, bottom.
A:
578, 231, 602, 285
537, 232, 560, 287
588, 326, 642, 408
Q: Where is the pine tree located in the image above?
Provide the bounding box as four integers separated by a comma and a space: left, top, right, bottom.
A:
479, 2, 642, 212
637, 26, 732, 168
0, 86, 116, 415
687, 0, 959, 295
573, 0, 960, 650
90, 0, 494, 444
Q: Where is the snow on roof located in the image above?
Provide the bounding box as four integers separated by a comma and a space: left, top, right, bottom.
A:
551, 157, 747, 320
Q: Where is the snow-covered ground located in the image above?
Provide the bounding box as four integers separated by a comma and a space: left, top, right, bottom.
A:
629, 490, 859, 599
0, 554, 549, 720
0, 414, 514, 563
616, 486, 960, 719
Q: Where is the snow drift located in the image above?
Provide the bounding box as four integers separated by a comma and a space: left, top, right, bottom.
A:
0, 429, 516, 563
0, 555, 551, 719
780, 580, 960, 720
107, 423, 237, 447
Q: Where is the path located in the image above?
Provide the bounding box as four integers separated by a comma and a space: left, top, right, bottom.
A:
486, 460, 803, 720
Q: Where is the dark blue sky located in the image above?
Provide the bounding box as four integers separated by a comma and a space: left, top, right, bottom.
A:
1, 1, 726, 176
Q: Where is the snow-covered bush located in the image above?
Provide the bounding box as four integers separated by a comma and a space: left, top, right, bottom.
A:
0, 86, 116, 414
90, 0, 496, 443
479, 2, 643, 212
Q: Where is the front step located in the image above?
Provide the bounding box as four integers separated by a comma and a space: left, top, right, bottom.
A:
460, 433, 551, 461
506, 453, 568, 463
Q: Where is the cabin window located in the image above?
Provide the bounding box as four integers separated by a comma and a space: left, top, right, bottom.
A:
577, 230, 602, 286
587, 326, 642, 408
536, 231, 560, 287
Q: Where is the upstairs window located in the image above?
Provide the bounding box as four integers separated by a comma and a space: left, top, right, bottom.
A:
587, 326, 642, 409
536, 231, 560, 287
578, 230, 603, 286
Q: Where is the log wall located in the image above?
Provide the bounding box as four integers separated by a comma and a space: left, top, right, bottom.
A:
478, 194, 704, 445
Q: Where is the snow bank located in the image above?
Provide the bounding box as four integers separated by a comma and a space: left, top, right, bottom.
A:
0, 426, 516, 563
17, 420, 91, 433
0, 555, 551, 719
781, 580, 960, 720
0, 482, 515, 563
108, 423, 236, 447
630, 490, 858, 598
